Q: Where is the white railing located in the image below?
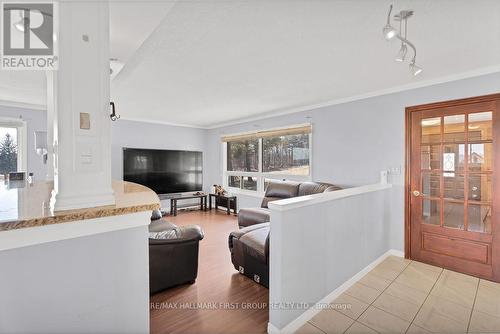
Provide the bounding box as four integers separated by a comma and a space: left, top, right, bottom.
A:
267, 183, 393, 333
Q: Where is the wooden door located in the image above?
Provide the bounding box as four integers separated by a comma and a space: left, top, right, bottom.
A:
406, 94, 500, 281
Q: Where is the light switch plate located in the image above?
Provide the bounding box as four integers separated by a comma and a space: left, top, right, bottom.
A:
80, 113, 90, 130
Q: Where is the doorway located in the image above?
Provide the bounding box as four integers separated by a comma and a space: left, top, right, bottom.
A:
405, 93, 500, 281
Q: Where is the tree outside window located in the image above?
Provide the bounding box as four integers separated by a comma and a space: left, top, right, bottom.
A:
0, 129, 18, 176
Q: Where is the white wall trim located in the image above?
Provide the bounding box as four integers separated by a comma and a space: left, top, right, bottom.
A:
208, 65, 500, 129
119, 116, 208, 129
267, 249, 404, 334
0, 211, 151, 251
268, 183, 392, 211
0, 99, 46, 111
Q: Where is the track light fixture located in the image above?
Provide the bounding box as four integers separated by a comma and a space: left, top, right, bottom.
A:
382, 4, 422, 76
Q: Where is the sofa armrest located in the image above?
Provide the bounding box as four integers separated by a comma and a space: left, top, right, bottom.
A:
149, 225, 204, 245
238, 208, 270, 228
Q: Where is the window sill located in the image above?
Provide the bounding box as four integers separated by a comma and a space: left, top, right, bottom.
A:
226, 188, 263, 198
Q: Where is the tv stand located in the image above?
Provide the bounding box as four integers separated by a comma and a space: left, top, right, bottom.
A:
169, 193, 207, 216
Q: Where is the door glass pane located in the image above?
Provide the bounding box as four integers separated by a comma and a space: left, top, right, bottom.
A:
422, 173, 440, 197
444, 174, 464, 200
422, 199, 440, 226
443, 143, 465, 172
443, 201, 465, 230
468, 174, 492, 202
468, 204, 492, 233
421, 145, 440, 170
469, 143, 492, 172
444, 114, 465, 143
468, 112, 492, 141
421, 118, 441, 144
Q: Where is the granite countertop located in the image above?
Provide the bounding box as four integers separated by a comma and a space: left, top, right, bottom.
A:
0, 180, 160, 232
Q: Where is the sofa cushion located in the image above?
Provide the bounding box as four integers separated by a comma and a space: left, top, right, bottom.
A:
261, 196, 283, 208
238, 225, 270, 263
238, 207, 271, 227
324, 185, 343, 192
264, 180, 300, 199
298, 182, 336, 196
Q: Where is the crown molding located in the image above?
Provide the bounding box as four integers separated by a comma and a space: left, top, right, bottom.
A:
118, 116, 208, 129
0, 99, 46, 111
205, 65, 500, 129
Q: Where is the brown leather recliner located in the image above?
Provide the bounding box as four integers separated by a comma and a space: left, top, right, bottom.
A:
229, 181, 341, 287
149, 210, 204, 294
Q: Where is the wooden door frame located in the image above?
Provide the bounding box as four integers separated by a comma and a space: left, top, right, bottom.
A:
404, 92, 500, 259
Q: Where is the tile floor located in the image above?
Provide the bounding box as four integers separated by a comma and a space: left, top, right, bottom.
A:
295, 256, 500, 333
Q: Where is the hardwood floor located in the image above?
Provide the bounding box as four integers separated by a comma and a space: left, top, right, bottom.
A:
150, 210, 269, 334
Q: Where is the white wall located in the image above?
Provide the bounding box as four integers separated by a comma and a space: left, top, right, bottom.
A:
0, 224, 150, 334
0, 105, 47, 180
268, 185, 392, 332
206, 72, 500, 251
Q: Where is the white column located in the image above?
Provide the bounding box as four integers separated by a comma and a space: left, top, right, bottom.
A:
48, 1, 115, 211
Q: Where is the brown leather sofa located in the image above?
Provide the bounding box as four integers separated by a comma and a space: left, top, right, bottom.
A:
149, 210, 204, 294
228, 181, 341, 287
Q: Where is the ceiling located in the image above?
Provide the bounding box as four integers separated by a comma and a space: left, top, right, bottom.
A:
1, 1, 500, 128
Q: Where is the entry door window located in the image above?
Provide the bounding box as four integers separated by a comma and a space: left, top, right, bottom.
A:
420, 111, 493, 233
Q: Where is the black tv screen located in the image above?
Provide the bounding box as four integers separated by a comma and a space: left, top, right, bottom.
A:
123, 148, 203, 194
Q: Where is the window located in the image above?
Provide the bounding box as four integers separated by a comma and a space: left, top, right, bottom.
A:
223, 125, 311, 193
0, 118, 26, 181
0, 127, 18, 177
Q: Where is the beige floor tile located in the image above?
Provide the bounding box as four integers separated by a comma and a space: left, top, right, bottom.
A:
295, 322, 325, 334
384, 281, 428, 306
394, 265, 441, 293
331, 293, 369, 320
406, 324, 431, 333
407, 261, 443, 273
372, 292, 421, 322
370, 266, 401, 281
345, 321, 378, 334
469, 310, 500, 333
430, 271, 478, 308
475, 280, 500, 318
309, 309, 354, 334
358, 272, 393, 292
358, 306, 410, 333
344, 282, 382, 304
441, 269, 479, 284
413, 295, 471, 333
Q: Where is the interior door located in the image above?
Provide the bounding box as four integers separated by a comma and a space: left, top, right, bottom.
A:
408, 95, 500, 281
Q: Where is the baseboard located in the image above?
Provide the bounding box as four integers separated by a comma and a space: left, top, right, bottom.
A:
267, 249, 404, 334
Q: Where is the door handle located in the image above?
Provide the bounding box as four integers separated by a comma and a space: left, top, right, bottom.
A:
412, 190, 422, 197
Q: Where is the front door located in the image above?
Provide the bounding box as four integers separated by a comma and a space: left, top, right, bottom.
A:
407, 94, 500, 281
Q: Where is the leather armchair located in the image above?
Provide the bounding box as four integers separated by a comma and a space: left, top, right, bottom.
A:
149, 210, 204, 294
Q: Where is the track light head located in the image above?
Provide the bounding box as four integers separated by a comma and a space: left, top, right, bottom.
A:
409, 61, 423, 76
395, 44, 407, 62
383, 24, 397, 40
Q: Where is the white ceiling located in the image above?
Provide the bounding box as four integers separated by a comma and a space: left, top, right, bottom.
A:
111, 0, 500, 128
0, 1, 499, 128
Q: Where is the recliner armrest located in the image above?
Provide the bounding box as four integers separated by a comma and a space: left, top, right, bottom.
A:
238, 208, 270, 228
228, 222, 269, 249
150, 225, 204, 245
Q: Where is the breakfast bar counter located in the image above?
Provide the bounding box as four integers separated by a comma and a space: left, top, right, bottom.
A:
0, 180, 160, 232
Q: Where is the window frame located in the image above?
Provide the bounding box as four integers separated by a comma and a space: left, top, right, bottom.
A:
222, 124, 312, 195
0, 117, 27, 174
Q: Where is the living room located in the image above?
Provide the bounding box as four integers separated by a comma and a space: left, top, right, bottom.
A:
1, 1, 500, 334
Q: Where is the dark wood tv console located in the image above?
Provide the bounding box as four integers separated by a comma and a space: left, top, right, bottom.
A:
170, 193, 207, 216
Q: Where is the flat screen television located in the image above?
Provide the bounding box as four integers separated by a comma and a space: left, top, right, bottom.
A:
123, 148, 203, 195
